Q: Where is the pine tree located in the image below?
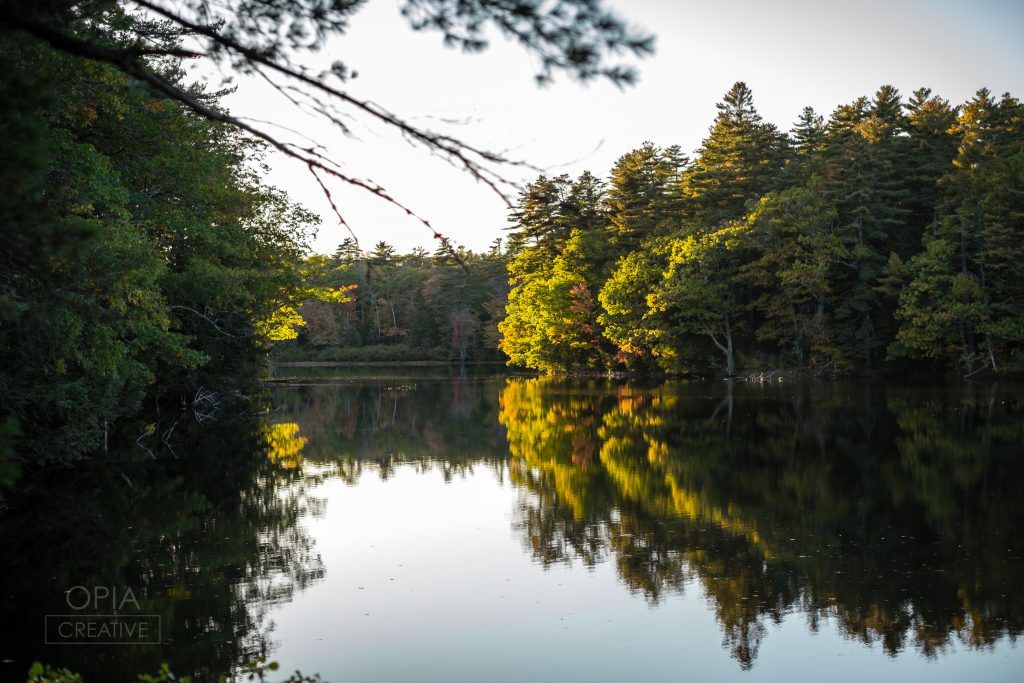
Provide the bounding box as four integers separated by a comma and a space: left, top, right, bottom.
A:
792, 106, 825, 154
433, 236, 455, 264
495, 83, 1024, 376
562, 171, 607, 235
487, 238, 503, 258
979, 93, 1024, 369
685, 82, 790, 226
506, 174, 573, 254
895, 90, 1024, 373
790, 106, 826, 178
333, 237, 362, 264
370, 241, 398, 266
822, 88, 911, 367
603, 142, 687, 250
903, 88, 958, 235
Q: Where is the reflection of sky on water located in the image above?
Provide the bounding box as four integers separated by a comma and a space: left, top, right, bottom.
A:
260, 376, 1024, 682
267, 466, 1024, 683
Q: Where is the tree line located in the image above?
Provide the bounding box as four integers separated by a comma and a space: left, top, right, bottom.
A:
500, 82, 1024, 376
0, 0, 649, 478
277, 239, 508, 363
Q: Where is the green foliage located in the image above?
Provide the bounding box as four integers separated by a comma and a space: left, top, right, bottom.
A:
27, 662, 83, 683
0, 18, 313, 471
684, 81, 790, 225
26, 660, 322, 683
742, 182, 845, 367
278, 244, 508, 363
502, 81, 1024, 377
274, 344, 448, 364
0, 419, 19, 499
894, 89, 1024, 373
604, 143, 687, 249
597, 247, 667, 369
649, 226, 750, 374
136, 662, 191, 682
500, 231, 610, 371
819, 88, 913, 367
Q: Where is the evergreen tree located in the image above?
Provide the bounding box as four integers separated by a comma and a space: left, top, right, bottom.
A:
333, 237, 362, 264
743, 183, 845, 368
822, 88, 911, 367
506, 175, 574, 254
497, 82, 1024, 377
790, 106, 826, 179
685, 82, 790, 226
603, 142, 687, 249
903, 88, 958, 234
563, 171, 608, 235
894, 90, 1024, 373
370, 241, 398, 266
792, 106, 826, 155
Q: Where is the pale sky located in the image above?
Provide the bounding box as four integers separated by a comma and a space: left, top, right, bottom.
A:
200, 0, 1024, 255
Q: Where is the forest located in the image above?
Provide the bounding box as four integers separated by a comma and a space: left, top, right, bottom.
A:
5, 1, 1019, 486
0, 0, 657, 481
287, 80, 1024, 377
3, 0, 1022, 680
499, 82, 1024, 376
276, 238, 508, 363
0, 0, 650, 488
0, 11, 327, 476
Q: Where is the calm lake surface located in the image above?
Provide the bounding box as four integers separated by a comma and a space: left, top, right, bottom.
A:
2, 370, 1024, 681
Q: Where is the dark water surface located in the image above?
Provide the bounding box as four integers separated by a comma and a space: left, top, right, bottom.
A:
2, 371, 1023, 681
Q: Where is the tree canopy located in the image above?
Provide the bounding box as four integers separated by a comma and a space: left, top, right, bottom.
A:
0, 0, 651, 476
501, 82, 1024, 376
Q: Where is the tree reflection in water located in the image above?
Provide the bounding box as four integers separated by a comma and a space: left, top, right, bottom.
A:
262, 375, 1024, 670
499, 378, 1024, 668
5, 376, 1021, 679
0, 414, 326, 682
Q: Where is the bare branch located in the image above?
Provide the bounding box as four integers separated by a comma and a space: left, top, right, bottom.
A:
132, 0, 539, 203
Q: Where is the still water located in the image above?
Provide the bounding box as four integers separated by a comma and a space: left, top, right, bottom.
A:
2, 370, 1023, 681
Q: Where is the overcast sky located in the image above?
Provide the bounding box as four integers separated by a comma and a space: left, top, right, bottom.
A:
206, 0, 1024, 255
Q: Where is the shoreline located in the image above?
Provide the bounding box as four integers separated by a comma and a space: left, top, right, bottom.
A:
270, 360, 510, 367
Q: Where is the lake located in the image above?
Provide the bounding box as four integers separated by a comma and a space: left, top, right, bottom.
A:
2, 370, 1023, 681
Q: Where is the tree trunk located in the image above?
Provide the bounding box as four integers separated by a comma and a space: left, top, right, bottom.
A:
373, 295, 382, 343
724, 313, 735, 376
710, 315, 735, 377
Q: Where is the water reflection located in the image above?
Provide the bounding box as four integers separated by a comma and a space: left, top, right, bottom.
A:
3, 376, 1023, 679
499, 379, 1024, 668
276, 377, 1024, 670
271, 377, 509, 482
0, 416, 325, 681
